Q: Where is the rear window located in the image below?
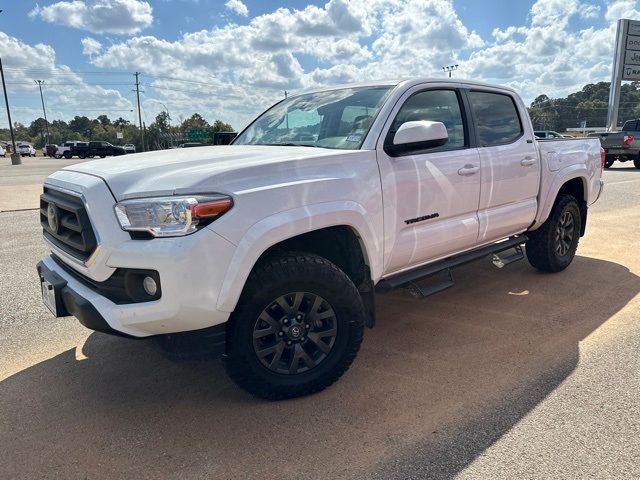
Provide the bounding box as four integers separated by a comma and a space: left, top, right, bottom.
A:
622, 120, 639, 131
469, 91, 523, 146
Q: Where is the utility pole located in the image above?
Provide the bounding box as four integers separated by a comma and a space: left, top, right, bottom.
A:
442, 64, 459, 78
35, 80, 50, 145
159, 102, 171, 148
134, 72, 144, 151
0, 57, 20, 165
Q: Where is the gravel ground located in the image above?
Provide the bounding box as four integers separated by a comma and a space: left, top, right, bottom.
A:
0, 164, 639, 479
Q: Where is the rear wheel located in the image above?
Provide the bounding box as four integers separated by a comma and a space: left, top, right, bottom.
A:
224, 252, 366, 400
78, 152, 86, 159
64, 152, 72, 159
604, 156, 614, 169
526, 195, 582, 273
634, 157, 640, 169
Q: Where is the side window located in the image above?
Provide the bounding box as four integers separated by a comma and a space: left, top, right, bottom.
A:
388, 89, 466, 150
469, 91, 523, 146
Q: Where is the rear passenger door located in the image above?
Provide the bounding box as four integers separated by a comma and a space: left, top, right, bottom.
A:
466, 89, 540, 242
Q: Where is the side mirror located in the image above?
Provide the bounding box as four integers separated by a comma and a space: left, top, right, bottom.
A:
387, 121, 448, 156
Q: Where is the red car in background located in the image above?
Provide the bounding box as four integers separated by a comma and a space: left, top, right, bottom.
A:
44, 144, 58, 157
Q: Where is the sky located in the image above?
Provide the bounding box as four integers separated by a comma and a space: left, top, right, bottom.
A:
0, 0, 639, 131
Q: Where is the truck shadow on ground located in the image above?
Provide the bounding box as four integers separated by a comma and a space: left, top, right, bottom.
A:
1, 255, 638, 479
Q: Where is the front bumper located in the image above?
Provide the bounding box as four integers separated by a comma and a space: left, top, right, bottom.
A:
37, 260, 227, 356
37, 260, 123, 336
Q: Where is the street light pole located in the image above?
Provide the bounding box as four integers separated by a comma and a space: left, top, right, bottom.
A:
35, 80, 50, 145
0, 57, 20, 165
442, 64, 459, 78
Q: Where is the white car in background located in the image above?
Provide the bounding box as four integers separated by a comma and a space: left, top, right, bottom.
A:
0, 144, 5, 157
123, 144, 136, 153
18, 144, 36, 157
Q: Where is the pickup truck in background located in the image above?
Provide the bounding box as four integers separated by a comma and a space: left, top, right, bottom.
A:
590, 119, 640, 169
37, 79, 604, 399
72, 141, 126, 159
55, 141, 88, 159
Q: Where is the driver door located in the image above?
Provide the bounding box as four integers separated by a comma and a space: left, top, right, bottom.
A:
376, 86, 481, 275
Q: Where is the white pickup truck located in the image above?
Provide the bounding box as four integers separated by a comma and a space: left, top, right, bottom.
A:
37, 79, 604, 399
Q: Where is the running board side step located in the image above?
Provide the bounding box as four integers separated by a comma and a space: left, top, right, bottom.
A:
376, 235, 528, 295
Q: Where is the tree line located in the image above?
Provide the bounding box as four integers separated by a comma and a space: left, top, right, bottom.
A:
0, 112, 234, 150
5, 81, 640, 148
528, 81, 640, 131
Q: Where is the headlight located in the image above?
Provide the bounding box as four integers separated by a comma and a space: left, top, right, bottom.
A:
114, 195, 233, 237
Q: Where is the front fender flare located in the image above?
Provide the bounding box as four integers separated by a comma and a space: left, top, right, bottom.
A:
215, 201, 382, 313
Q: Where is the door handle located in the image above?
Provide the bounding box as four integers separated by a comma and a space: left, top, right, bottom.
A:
458, 165, 480, 176
520, 157, 536, 167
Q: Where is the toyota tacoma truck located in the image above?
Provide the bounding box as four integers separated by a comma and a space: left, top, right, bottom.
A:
591, 119, 640, 169
37, 79, 604, 399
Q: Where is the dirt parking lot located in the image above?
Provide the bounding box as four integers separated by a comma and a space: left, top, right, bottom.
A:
1, 160, 639, 479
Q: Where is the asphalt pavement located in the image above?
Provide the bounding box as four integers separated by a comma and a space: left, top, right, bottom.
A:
0, 163, 639, 479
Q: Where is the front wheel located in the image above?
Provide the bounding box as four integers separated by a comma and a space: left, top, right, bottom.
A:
526, 195, 582, 273
78, 152, 86, 159
224, 253, 366, 400
634, 157, 640, 169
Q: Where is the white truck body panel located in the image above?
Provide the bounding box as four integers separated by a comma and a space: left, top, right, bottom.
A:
38, 78, 603, 337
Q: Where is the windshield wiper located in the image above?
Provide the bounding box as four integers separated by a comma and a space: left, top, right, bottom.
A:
261, 143, 319, 148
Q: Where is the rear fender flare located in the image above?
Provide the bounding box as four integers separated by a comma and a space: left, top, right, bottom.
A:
533, 166, 588, 228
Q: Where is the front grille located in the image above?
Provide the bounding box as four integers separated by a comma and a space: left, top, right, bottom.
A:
40, 187, 97, 261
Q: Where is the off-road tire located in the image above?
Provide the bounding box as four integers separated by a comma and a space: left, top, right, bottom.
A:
63, 152, 72, 159
604, 156, 614, 168
224, 252, 366, 400
526, 194, 582, 273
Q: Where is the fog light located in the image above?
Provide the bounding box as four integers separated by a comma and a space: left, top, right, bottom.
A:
142, 276, 157, 296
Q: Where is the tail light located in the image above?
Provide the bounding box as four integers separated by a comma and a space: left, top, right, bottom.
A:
623, 133, 634, 146
600, 147, 606, 169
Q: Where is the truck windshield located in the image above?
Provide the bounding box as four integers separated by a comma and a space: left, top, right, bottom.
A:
233, 86, 393, 150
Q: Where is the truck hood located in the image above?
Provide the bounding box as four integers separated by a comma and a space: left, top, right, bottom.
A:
63, 145, 360, 200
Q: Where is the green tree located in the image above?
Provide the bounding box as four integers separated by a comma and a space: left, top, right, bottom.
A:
180, 113, 209, 132
212, 119, 234, 132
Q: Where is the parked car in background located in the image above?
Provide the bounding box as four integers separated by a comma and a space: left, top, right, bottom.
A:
56, 141, 88, 159
534, 130, 565, 139
72, 141, 126, 159
18, 143, 36, 157
37, 79, 604, 399
123, 144, 136, 153
44, 144, 58, 157
178, 142, 203, 148
0, 144, 5, 157
590, 119, 640, 169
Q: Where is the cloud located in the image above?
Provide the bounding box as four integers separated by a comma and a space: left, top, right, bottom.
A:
14, 0, 639, 130
81, 37, 103, 56
83, 0, 485, 127
225, 0, 248, 17
29, 0, 153, 35
0, 32, 132, 125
